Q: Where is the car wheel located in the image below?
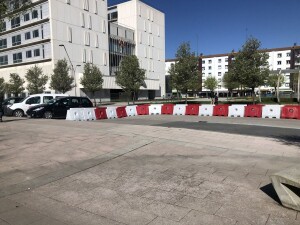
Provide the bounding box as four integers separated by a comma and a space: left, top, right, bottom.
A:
44, 111, 53, 119
13, 109, 24, 117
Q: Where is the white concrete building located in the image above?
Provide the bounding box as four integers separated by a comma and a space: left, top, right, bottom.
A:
166, 45, 300, 97
0, 0, 109, 98
108, 0, 165, 99
0, 0, 166, 100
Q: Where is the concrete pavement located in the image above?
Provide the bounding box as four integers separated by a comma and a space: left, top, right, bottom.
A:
0, 116, 299, 225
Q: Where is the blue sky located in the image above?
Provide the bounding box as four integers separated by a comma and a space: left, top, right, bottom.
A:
109, 0, 300, 59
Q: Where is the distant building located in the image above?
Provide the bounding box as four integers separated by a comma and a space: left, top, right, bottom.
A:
0, 0, 166, 101
166, 45, 300, 97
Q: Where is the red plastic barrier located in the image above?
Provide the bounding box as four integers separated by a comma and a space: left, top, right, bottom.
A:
116, 106, 128, 118
161, 104, 174, 115
136, 104, 149, 115
185, 104, 200, 115
281, 105, 300, 119
213, 104, 230, 116
94, 107, 107, 120
244, 105, 263, 118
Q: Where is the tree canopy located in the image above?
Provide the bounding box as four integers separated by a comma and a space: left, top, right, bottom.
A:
50, 59, 74, 94
80, 63, 103, 106
6, 73, 25, 96
25, 65, 48, 94
115, 55, 146, 104
203, 76, 218, 94
228, 37, 269, 102
222, 72, 239, 97
0, 77, 5, 99
169, 42, 199, 103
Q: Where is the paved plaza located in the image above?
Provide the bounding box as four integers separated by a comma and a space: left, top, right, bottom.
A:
0, 116, 300, 225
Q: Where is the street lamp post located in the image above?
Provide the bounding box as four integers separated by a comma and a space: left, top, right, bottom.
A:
59, 44, 80, 96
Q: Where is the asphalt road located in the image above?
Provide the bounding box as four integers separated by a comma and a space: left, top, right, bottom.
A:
100, 116, 300, 147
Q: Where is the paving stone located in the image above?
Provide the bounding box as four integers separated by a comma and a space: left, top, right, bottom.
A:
175, 195, 222, 214
0, 198, 21, 214
142, 188, 185, 205
0, 219, 9, 225
180, 210, 236, 225
266, 216, 300, 225
147, 217, 182, 225
0, 206, 44, 225
29, 217, 68, 225
216, 204, 269, 225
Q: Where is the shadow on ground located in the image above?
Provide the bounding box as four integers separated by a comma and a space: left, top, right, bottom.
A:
260, 183, 281, 205
272, 135, 300, 148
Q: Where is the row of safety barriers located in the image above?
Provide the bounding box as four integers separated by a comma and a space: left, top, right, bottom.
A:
66, 104, 300, 121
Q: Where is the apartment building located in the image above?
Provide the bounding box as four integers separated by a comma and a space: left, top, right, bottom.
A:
0, 0, 166, 100
165, 45, 300, 97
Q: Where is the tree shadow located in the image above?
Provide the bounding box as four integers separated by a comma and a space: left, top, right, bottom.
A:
260, 183, 281, 205
272, 135, 300, 148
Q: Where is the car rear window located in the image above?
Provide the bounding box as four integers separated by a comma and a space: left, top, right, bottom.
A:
43, 96, 53, 104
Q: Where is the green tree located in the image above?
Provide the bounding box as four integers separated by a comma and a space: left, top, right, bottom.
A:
115, 55, 146, 104
6, 73, 25, 96
80, 63, 103, 106
229, 37, 269, 103
50, 59, 74, 93
168, 63, 182, 99
169, 42, 199, 103
25, 65, 48, 94
266, 73, 284, 96
204, 76, 218, 96
222, 72, 239, 98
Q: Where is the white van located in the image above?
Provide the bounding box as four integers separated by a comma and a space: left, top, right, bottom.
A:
8, 94, 68, 117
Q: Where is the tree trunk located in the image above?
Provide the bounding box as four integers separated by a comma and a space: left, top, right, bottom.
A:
132, 91, 135, 105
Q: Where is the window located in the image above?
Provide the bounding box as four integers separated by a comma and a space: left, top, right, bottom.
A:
24, 13, 30, 21
34, 49, 40, 57
277, 53, 282, 58
149, 23, 152, 34
218, 65, 221, 69
285, 83, 290, 87
202, 73, 205, 77
83, 0, 89, 11
225, 65, 228, 69
89, 50, 93, 63
218, 59, 222, 63
84, 32, 90, 46
286, 60, 290, 64
103, 52, 107, 66
88, 15, 92, 29
25, 96, 40, 104
0, 55, 8, 65
25, 32, 31, 40
225, 57, 228, 62
218, 72, 221, 76
94, 0, 98, 14
33, 29, 39, 38
32, 10, 38, 19
66, 0, 70, 4
218, 85, 221, 89
13, 52, 22, 63
82, 49, 86, 63
218, 78, 221, 82
0, 22, 6, 32
277, 61, 282, 65
71, 98, 80, 107
287, 53, 290, 57
26, 50, 32, 58
12, 35, 21, 46
43, 96, 53, 103
208, 60, 212, 64
208, 66, 212, 70
81, 13, 85, 27
11, 17, 20, 28
81, 98, 92, 107
202, 60, 205, 64
202, 67, 205, 70
102, 20, 106, 33
208, 72, 212, 75
0, 39, 7, 49
68, 27, 72, 43
95, 34, 99, 48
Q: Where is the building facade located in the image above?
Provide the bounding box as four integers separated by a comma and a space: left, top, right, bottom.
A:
0, 0, 166, 101
165, 45, 300, 97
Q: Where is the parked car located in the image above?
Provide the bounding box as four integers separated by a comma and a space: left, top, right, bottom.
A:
7, 94, 68, 117
26, 96, 93, 119
1, 97, 24, 116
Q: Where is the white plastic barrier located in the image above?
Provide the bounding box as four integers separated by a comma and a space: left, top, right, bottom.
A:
126, 105, 137, 117
83, 108, 96, 121
149, 104, 162, 115
199, 104, 214, 116
228, 105, 247, 117
106, 107, 118, 119
66, 108, 80, 121
173, 104, 187, 115
262, 105, 282, 119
